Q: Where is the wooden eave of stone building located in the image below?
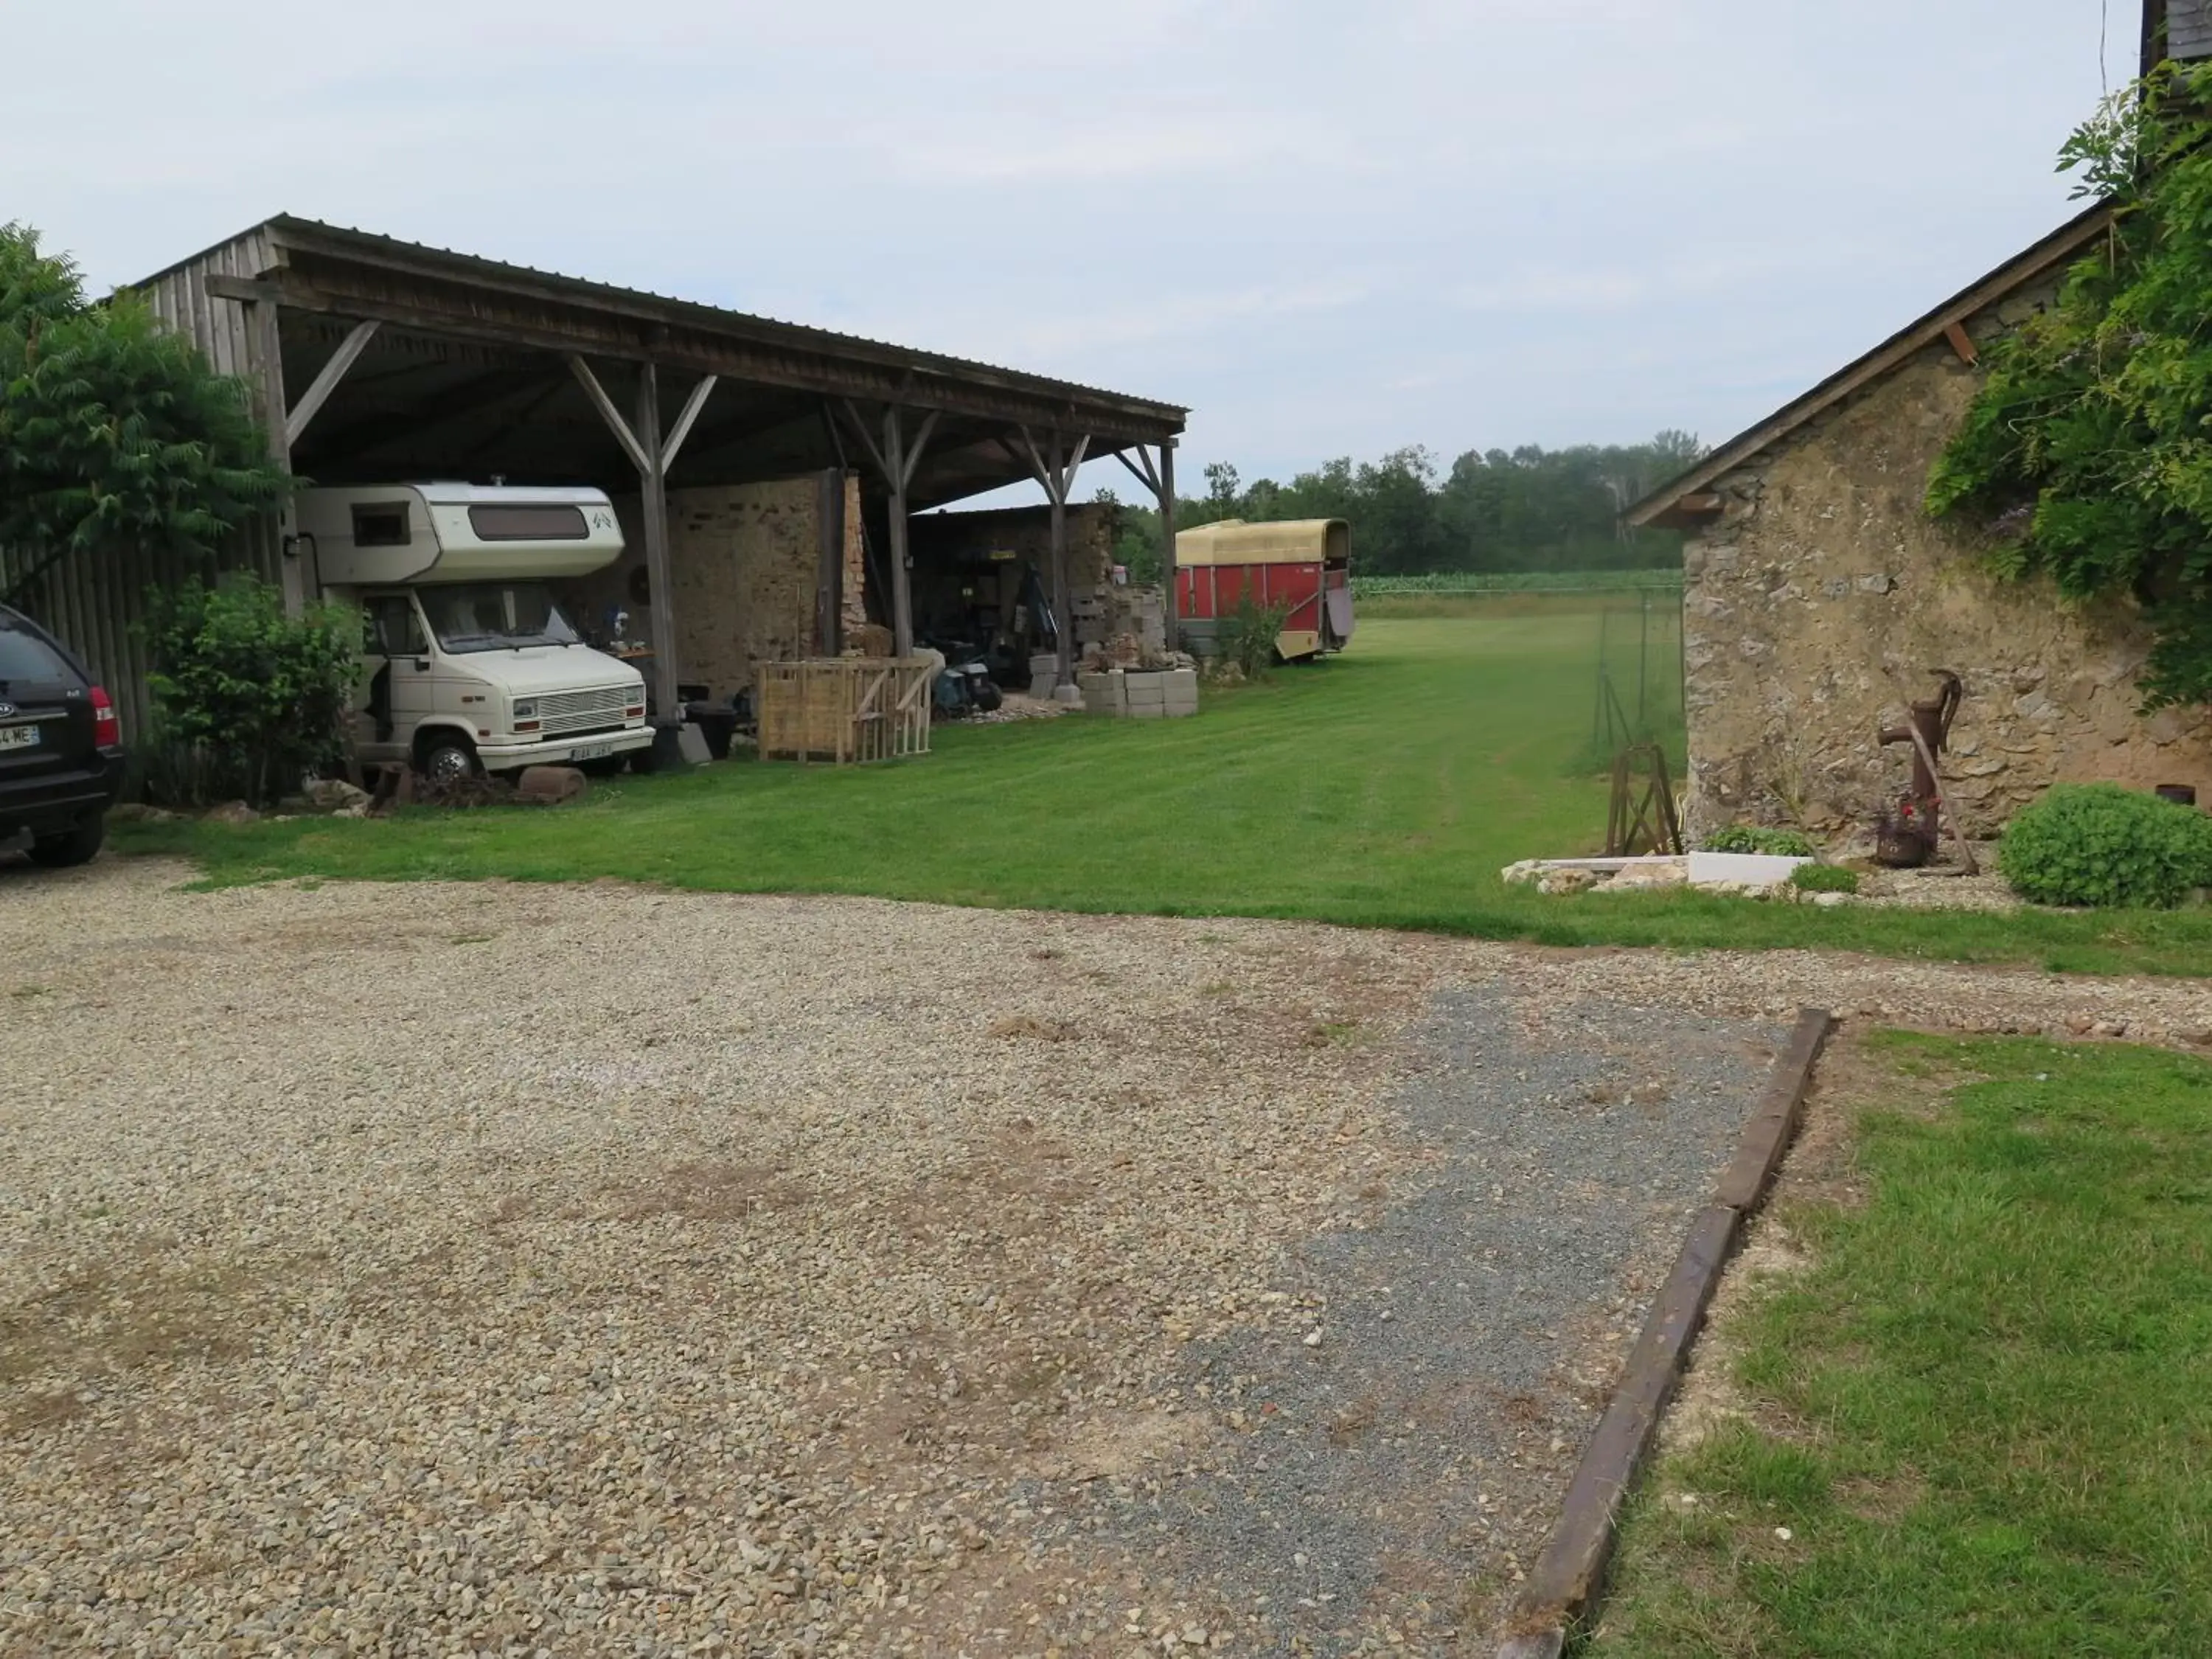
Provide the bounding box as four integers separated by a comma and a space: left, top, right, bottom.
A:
1626, 201, 2114, 532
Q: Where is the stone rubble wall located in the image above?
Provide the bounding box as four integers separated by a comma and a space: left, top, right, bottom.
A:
1680, 281, 2212, 840
564, 474, 865, 701
908, 501, 1119, 592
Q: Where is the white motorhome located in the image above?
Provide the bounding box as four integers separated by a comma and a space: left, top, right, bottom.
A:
301, 483, 653, 782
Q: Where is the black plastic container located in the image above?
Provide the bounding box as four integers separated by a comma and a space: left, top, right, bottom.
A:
684, 703, 739, 762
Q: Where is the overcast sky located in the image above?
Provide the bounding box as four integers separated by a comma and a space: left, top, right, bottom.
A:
8, 0, 2121, 499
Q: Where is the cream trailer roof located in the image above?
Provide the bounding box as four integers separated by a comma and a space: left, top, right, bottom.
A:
1175, 518, 1349, 567
302, 484, 625, 585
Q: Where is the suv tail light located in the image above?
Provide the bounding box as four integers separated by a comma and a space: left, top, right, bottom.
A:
90, 686, 121, 748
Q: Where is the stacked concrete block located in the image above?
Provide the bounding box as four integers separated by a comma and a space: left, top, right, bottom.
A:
1071, 593, 1110, 651
1077, 669, 1127, 715
1109, 587, 1168, 655
1119, 668, 1197, 720
1069, 667, 1198, 720
1124, 671, 1165, 719
1162, 667, 1198, 716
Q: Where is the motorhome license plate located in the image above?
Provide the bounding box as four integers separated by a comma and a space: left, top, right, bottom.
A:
570, 741, 614, 761
0, 725, 38, 751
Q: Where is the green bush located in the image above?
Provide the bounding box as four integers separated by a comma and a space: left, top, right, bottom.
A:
1997, 784, 2212, 909
145, 574, 358, 807
1789, 863, 1860, 895
1703, 825, 1816, 858
1214, 595, 1293, 681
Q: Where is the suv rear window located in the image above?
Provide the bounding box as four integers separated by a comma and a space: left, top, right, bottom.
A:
0, 623, 74, 686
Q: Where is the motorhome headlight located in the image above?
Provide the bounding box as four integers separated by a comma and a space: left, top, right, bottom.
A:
511, 699, 538, 720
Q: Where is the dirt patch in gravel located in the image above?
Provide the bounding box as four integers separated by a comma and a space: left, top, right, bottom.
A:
1, 857, 2208, 1655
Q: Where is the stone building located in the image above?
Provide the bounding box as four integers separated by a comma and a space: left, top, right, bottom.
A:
1632, 206, 2212, 839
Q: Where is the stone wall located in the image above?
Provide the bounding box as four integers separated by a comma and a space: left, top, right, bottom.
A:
1680, 283, 2212, 839
562, 473, 865, 700
908, 501, 1119, 591
906, 501, 1138, 655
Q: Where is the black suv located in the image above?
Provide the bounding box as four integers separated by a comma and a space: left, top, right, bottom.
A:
0, 602, 127, 867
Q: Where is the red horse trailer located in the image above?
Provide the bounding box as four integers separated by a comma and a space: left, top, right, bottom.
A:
1174, 518, 1352, 662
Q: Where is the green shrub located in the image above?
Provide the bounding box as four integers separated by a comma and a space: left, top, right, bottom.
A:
1997, 784, 2212, 909
1214, 595, 1293, 681
1789, 863, 1860, 895
145, 574, 358, 807
1703, 825, 1815, 858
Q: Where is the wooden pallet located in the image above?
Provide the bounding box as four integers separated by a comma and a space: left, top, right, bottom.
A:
757, 658, 934, 764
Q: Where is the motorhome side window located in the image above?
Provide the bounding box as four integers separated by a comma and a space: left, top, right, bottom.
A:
468, 504, 588, 540
352, 502, 411, 546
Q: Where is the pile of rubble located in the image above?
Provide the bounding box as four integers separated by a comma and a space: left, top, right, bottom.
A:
111, 767, 599, 829
1503, 846, 2026, 912
1078, 632, 1198, 675
965, 692, 1070, 726
1502, 852, 1830, 902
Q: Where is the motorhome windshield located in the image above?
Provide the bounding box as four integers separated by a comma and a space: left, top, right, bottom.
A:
420, 582, 582, 653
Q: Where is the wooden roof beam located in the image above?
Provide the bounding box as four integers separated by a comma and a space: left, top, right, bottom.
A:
208, 268, 1179, 445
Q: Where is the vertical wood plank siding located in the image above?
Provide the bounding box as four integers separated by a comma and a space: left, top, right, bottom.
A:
2174, 0, 2212, 59
5, 229, 284, 742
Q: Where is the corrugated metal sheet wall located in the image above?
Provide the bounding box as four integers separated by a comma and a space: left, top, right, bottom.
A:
2, 228, 286, 743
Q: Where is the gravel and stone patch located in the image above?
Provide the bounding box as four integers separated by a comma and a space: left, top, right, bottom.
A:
2, 857, 2207, 1655
1046, 992, 1784, 1654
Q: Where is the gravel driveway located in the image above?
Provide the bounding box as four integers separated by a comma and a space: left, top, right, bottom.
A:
2, 858, 2205, 1656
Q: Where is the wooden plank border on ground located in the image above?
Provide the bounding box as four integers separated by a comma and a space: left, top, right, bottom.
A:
1497, 1006, 1835, 1659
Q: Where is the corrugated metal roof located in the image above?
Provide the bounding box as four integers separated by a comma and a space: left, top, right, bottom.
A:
130, 214, 1185, 425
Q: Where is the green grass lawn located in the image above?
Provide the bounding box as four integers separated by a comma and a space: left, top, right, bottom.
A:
1587, 1034, 2212, 1657
115, 608, 2212, 975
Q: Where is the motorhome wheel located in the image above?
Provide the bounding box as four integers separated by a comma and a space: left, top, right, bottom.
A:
419, 735, 480, 786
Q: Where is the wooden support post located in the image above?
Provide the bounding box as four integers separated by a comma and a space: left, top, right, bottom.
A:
1113, 440, 1178, 653
815, 467, 846, 656
1158, 439, 1178, 653
884, 408, 915, 658
634, 362, 681, 720
1048, 433, 1074, 691
284, 319, 380, 449
661, 373, 719, 470
836, 400, 936, 658
571, 355, 717, 719
245, 296, 307, 616
205, 279, 374, 616
1020, 427, 1091, 692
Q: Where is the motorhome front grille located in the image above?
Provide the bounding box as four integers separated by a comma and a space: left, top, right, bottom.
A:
538, 686, 630, 736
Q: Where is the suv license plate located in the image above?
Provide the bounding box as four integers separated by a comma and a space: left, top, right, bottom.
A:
570, 741, 614, 761
0, 725, 38, 752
